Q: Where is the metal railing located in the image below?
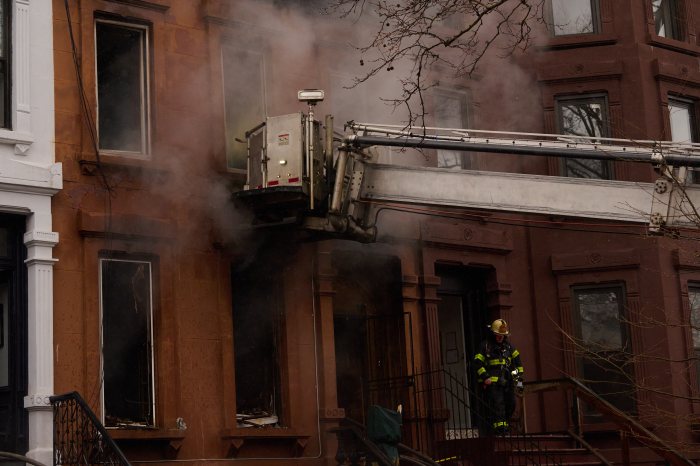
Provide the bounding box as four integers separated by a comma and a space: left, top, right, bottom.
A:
524, 378, 696, 466
50, 392, 130, 466
360, 369, 565, 465
0, 451, 48, 466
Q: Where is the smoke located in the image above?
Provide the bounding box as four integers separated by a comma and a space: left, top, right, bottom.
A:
115, 0, 548, 251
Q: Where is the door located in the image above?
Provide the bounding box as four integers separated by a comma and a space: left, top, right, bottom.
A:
0, 218, 28, 455
436, 265, 490, 437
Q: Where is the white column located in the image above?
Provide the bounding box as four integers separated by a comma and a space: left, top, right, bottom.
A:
15, 0, 31, 137
23, 230, 58, 466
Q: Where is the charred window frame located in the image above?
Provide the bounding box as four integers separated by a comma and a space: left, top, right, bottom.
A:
99, 257, 155, 427
652, 0, 684, 40
688, 284, 700, 388
668, 96, 699, 183
95, 18, 151, 157
222, 46, 266, 172
556, 94, 611, 179
572, 283, 636, 416
433, 88, 472, 169
548, 0, 600, 36
0, 0, 10, 129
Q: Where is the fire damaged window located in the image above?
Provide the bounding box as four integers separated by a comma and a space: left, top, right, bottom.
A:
549, 0, 599, 36
688, 284, 700, 387
434, 89, 472, 169
232, 256, 285, 427
653, 0, 684, 40
100, 258, 155, 427
222, 46, 266, 171
556, 95, 611, 179
572, 284, 636, 416
95, 19, 150, 155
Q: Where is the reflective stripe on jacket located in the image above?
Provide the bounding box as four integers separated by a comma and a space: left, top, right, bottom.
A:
473, 338, 524, 384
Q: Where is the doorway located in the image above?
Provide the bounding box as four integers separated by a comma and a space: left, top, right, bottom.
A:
436, 265, 490, 437
332, 250, 408, 424
0, 215, 27, 455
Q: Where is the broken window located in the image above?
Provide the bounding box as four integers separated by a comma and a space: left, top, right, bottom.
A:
0, 0, 10, 129
434, 89, 472, 169
549, 0, 599, 36
95, 19, 150, 155
653, 0, 684, 40
232, 256, 285, 427
222, 47, 266, 171
668, 97, 698, 183
572, 284, 636, 416
100, 258, 155, 427
556, 95, 611, 179
688, 284, 700, 388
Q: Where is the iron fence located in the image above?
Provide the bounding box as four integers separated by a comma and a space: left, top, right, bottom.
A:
50, 392, 130, 466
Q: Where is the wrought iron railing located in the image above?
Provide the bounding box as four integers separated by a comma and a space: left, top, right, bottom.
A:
523, 377, 696, 466
358, 369, 565, 465
50, 392, 131, 466
0, 451, 47, 466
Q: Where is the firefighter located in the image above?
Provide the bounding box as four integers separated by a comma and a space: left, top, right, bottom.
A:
473, 318, 524, 435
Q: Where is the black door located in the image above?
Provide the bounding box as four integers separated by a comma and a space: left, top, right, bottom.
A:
0, 216, 28, 454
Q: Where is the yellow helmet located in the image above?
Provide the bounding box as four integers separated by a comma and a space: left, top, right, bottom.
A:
490, 319, 510, 336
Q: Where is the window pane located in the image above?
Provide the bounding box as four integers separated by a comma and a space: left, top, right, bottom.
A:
96, 21, 147, 153
577, 288, 623, 350
101, 259, 154, 427
434, 91, 470, 169
558, 97, 610, 179
653, 0, 682, 39
574, 285, 635, 415
669, 100, 694, 143
223, 48, 265, 171
551, 0, 595, 36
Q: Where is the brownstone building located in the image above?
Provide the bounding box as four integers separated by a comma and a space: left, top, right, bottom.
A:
50, 0, 700, 465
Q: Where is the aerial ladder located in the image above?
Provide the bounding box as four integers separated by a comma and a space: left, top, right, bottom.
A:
235, 90, 700, 242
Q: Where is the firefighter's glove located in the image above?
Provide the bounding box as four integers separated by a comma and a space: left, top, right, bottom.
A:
515, 380, 524, 395
483, 378, 492, 388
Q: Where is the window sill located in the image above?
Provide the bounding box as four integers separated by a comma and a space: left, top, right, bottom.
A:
79, 158, 169, 181
108, 428, 186, 459
221, 428, 310, 457
0, 128, 34, 155
539, 33, 618, 50
648, 35, 700, 57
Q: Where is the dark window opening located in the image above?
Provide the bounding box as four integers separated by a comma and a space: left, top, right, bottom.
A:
549, 0, 599, 36
0, 0, 10, 129
100, 258, 155, 427
572, 284, 636, 416
653, 0, 684, 40
556, 95, 611, 179
232, 254, 285, 426
96, 19, 150, 155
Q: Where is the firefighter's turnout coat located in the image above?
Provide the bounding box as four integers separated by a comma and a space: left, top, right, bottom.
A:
474, 338, 524, 386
